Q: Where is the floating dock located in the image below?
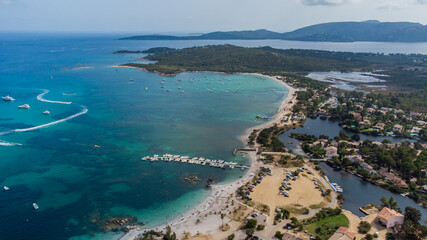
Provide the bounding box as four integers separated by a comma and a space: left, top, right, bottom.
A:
141, 153, 250, 170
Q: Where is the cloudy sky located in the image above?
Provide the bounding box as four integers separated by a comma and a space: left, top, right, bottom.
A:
1, 0, 427, 33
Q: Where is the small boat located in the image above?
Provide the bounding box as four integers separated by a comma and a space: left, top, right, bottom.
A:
3, 186, 9, 191
180, 90, 184, 93
18, 104, 30, 109
43, 110, 50, 115
2, 95, 15, 101
33, 203, 39, 210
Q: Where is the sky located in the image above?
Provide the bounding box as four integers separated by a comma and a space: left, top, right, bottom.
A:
1, 0, 427, 33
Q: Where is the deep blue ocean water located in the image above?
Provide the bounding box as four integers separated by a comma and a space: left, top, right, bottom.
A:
0, 34, 289, 240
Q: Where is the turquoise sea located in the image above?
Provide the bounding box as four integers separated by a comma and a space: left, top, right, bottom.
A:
0, 34, 288, 239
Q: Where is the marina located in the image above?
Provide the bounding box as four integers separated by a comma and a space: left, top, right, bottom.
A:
141, 154, 250, 170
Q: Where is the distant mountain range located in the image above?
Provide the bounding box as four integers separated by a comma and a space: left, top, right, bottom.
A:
120, 20, 427, 42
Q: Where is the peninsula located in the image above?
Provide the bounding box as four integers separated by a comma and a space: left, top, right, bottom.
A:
122, 45, 427, 90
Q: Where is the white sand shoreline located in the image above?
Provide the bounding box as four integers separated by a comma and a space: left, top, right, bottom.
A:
119, 73, 297, 240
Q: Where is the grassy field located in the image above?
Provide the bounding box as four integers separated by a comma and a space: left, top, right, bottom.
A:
305, 214, 349, 240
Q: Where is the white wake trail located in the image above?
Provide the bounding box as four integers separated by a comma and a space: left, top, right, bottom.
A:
0, 141, 23, 146
37, 90, 72, 104
0, 107, 88, 136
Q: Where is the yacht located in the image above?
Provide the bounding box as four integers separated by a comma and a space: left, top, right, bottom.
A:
2, 95, 15, 101
3, 186, 9, 191
18, 104, 30, 109
33, 203, 39, 210
43, 110, 50, 115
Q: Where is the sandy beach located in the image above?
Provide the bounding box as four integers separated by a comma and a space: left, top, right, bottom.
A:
120, 74, 297, 240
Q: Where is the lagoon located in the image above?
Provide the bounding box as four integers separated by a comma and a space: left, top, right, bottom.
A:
320, 163, 427, 224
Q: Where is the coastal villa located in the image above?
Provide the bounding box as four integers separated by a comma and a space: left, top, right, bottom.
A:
410, 126, 422, 134
384, 142, 401, 149
360, 162, 377, 174
416, 120, 426, 126
349, 111, 362, 121
359, 119, 371, 126
355, 104, 363, 109
392, 124, 404, 133
378, 169, 408, 188
325, 146, 338, 158
367, 107, 376, 113
376, 207, 404, 228
380, 107, 391, 112
328, 227, 356, 240
345, 154, 363, 163
410, 111, 423, 117
403, 115, 413, 121
374, 123, 385, 131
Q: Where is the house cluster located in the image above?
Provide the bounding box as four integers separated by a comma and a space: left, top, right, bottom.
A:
328, 207, 404, 240
317, 95, 426, 140
309, 139, 426, 189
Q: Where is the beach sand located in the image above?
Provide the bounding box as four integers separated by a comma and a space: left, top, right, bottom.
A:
250, 167, 327, 217
120, 74, 297, 240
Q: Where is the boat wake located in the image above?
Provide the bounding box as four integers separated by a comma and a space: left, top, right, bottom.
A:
0, 140, 23, 147
0, 107, 88, 136
37, 90, 72, 104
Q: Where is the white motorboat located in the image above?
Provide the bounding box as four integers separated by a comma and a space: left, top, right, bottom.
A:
43, 110, 50, 115
33, 203, 39, 210
2, 95, 15, 101
18, 104, 30, 109
3, 186, 9, 191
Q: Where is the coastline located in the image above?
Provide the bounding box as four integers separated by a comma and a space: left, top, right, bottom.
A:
119, 73, 297, 240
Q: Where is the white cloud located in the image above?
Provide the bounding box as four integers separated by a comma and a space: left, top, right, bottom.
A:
2, 0, 12, 4
300, 0, 349, 6
376, 3, 405, 10
416, 0, 427, 4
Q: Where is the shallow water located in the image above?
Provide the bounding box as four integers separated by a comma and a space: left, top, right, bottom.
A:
0, 35, 288, 239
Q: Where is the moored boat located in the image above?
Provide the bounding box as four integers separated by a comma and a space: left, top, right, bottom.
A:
2, 95, 15, 101
18, 104, 30, 109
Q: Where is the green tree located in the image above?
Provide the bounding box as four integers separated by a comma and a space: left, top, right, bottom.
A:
404, 207, 421, 224
380, 196, 399, 211
358, 221, 372, 234
163, 226, 177, 240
